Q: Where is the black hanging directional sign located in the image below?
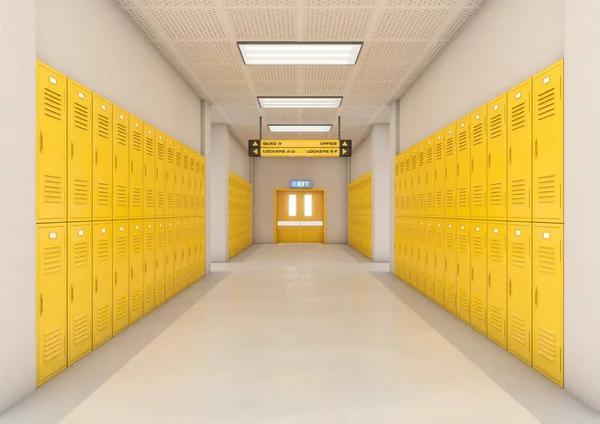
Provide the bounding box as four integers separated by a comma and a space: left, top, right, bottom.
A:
248, 139, 352, 158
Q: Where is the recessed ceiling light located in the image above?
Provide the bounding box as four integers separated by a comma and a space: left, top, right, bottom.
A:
268, 124, 333, 133
238, 42, 363, 65
258, 97, 342, 109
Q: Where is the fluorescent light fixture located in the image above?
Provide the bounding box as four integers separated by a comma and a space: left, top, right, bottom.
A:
268, 124, 333, 133
238, 42, 363, 65
258, 97, 342, 109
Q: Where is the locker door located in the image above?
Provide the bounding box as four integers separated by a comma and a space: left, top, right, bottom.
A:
394, 218, 401, 278
508, 223, 532, 365
92, 96, 113, 220
197, 155, 205, 217
166, 220, 174, 299
425, 220, 435, 300
174, 220, 182, 293
155, 132, 166, 218
404, 153, 411, 216
129, 221, 143, 324
434, 132, 445, 217
36, 224, 67, 386
487, 222, 507, 348
487, 94, 508, 220
182, 148, 190, 216
456, 221, 470, 324
155, 220, 166, 306
143, 221, 155, 315
67, 223, 92, 366
93, 222, 112, 348
194, 219, 201, 280
409, 149, 417, 216
403, 220, 411, 285
396, 219, 405, 280
508, 80, 533, 221
113, 222, 129, 335
394, 156, 400, 218
456, 116, 471, 219
189, 152, 196, 217
143, 124, 155, 218
113, 107, 129, 219
129, 117, 143, 219
470, 221, 487, 335
425, 138, 435, 217
434, 220, 445, 306
174, 142, 182, 217
418, 143, 426, 216
412, 221, 420, 288
533, 61, 564, 223
189, 220, 196, 284
182, 220, 190, 288
67, 80, 92, 221
417, 220, 426, 294
166, 138, 175, 217
444, 124, 457, 217
533, 224, 564, 386
444, 220, 457, 315
398, 156, 405, 216
470, 107, 487, 219
198, 217, 206, 277
36, 62, 67, 223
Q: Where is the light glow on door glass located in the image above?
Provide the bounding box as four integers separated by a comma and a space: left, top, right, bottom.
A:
288, 194, 296, 217
304, 194, 312, 217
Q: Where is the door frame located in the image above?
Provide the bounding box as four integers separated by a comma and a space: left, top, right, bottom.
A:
274, 188, 327, 244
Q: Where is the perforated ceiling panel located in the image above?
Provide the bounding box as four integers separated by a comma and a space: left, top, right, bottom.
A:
116, 0, 488, 143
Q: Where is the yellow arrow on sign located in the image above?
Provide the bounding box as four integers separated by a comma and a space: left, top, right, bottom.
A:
252, 149, 259, 155
342, 141, 348, 147
342, 149, 348, 155
252, 141, 259, 147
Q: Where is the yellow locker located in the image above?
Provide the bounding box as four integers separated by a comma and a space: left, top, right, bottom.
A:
189, 152, 196, 216
434, 220, 445, 306
143, 221, 155, 315
434, 132, 445, 217
197, 154, 205, 217
166, 138, 175, 217
487, 94, 508, 220
470, 107, 487, 219
183, 148, 190, 216
394, 218, 401, 278
533, 61, 564, 223
398, 155, 406, 216
195, 218, 204, 279
155, 220, 166, 306
93, 95, 113, 221
394, 156, 401, 217
113, 222, 129, 335
129, 221, 143, 324
508, 223, 532, 365
456, 221, 470, 324
456, 115, 471, 219
508, 80, 533, 221
36, 62, 67, 223
411, 220, 419, 288
417, 220, 426, 294
403, 220, 412, 285
166, 220, 174, 299
487, 222, 507, 348
67, 80, 92, 222
174, 219, 182, 293
425, 220, 435, 300
444, 123, 457, 217
129, 116, 143, 219
36, 223, 67, 386
93, 222, 112, 348
533, 224, 563, 387
174, 142, 182, 217
470, 221, 487, 335
425, 138, 435, 217
189, 220, 196, 285
155, 132, 166, 218
182, 219, 190, 288
404, 153, 411, 216
396, 218, 405, 280
113, 107, 129, 219
194, 154, 201, 217
411, 148, 419, 216
444, 220, 457, 315
67, 223, 92, 366
418, 143, 426, 216
143, 124, 155, 218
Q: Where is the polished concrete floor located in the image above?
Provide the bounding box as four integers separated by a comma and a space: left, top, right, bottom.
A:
2, 244, 599, 423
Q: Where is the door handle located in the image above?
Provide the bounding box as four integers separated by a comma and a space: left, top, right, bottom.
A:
488, 153, 491, 168
471, 267, 474, 280
40, 133, 44, 152
535, 287, 538, 306
509, 279, 512, 296
471, 158, 474, 171
131, 160, 134, 173
488, 272, 491, 287
156, 258, 158, 269
115, 272, 118, 285
95, 277, 98, 292
144, 261, 147, 273
457, 263, 460, 275
445, 259, 447, 270
95, 149, 98, 165
131, 266, 134, 278
535, 139, 539, 158
509, 147, 512, 163
40, 294, 44, 313
71, 142, 74, 158
115, 156, 118, 169
145, 165, 147, 176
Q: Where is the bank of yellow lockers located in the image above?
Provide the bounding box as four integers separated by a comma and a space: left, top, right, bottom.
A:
113, 107, 129, 219
113, 222, 129, 335
37, 62, 67, 223
417, 220, 426, 294
394, 218, 401, 278
182, 219, 190, 288
166, 220, 175, 300
470, 221, 487, 335
418, 143, 426, 216
425, 138, 435, 217
93, 96, 113, 221
456, 116, 471, 219
434, 221, 445, 306
166, 139, 175, 217
444, 124, 457, 217
189, 152, 196, 216
397, 155, 406, 216
508, 222, 532, 366
182, 148, 190, 216
197, 154, 206, 217
67, 223, 92, 366
129, 117, 143, 219
456, 221, 470, 324
410, 148, 418, 216
174, 142, 182, 217
93, 222, 112, 348
533, 61, 564, 223
470, 107, 487, 219
487, 222, 507, 348
189, 220, 196, 284
403, 220, 412, 285
143, 124, 155, 218
394, 157, 401, 218
143, 221, 155, 315
194, 218, 203, 280
444, 220, 457, 315
174, 219, 182, 293
67, 80, 92, 222
129, 221, 143, 324
508, 80, 533, 221
487, 94, 508, 220
533, 224, 564, 387
155, 220, 166, 307
425, 220, 435, 300
155, 132, 166, 218
410, 220, 419, 288
37, 223, 67, 386
434, 132, 445, 217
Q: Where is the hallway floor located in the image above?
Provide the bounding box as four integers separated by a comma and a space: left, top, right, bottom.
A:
2, 244, 598, 424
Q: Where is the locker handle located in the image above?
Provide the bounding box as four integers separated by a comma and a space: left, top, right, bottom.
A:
471, 267, 474, 280
95, 278, 98, 292
115, 272, 118, 286
40, 133, 44, 152
471, 158, 474, 171
445, 167, 447, 178
145, 165, 147, 176
534, 287, 538, 306
488, 272, 491, 287
457, 263, 459, 275
40, 295, 44, 313
71, 142, 74, 158
509, 279, 512, 296
457, 163, 459, 176
95, 150, 98, 165
144, 261, 147, 273
535, 139, 538, 158
488, 153, 491, 168
131, 160, 134, 173
156, 169, 158, 179
509, 147, 512, 163
131, 266, 134, 278
115, 156, 118, 169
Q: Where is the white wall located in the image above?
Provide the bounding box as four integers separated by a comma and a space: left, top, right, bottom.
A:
0, 0, 37, 414
371, 124, 390, 262
351, 135, 372, 181
36, 0, 201, 150
564, 0, 600, 412
399, 0, 564, 149
254, 159, 348, 244
210, 124, 229, 262
229, 135, 250, 181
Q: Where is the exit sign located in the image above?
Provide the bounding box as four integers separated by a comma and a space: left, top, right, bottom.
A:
290, 180, 313, 189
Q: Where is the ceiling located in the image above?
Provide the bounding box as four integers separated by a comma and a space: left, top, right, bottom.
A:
116, 0, 486, 144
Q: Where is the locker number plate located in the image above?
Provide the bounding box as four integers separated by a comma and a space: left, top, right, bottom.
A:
543, 232, 551, 239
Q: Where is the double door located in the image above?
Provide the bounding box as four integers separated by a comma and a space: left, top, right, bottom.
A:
275, 189, 325, 243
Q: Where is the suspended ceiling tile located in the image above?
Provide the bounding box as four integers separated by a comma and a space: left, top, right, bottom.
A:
306, 0, 377, 5
203, 81, 250, 96
305, 9, 373, 40
342, 105, 382, 117
363, 41, 427, 63
116, 0, 136, 6
440, 9, 476, 39
124, 9, 160, 40
228, 9, 296, 40
421, 41, 449, 63
152, 41, 180, 64
300, 108, 339, 120
303, 66, 353, 82
190, 64, 245, 81
255, 81, 298, 96
357, 64, 409, 81
343, 96, 390, 107
248, 66, 297, 82
351, 81, 398, 96
262, 108, 302, 120
223, 0, 296, 5
210, 96, 257, 107
173, 64, 197, 82
387, 0, 459, 6
304, 82, 346, 96
174, 41, 239, 63
375, 8, 451, 40
141, 0, 215, 6
466, 0, 486, 6
149, 9, 226, 39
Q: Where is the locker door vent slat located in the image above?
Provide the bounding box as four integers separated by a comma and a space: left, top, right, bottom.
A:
43, 328, 63, 361
472, 185, 484, 207
511, 179, 526, 204
117, 185, 127, 206
458, 188, 468, 207
145, 190, 154, 207
536, 175, 557, 204
96, 239, 110, 261
97, 182, 110, 206
132, 234, 142, 253
44, 88, 62, 120
157, 141, 164, 160
510, 241, 527, 267
458, 131, 468, 151
96, 305, 110, 332
511, 102, 526, 131
132, 188, 141, 207
490, 238, 503, 262
132, 131, 142, 151
44, 175, 63, 204
74, 102, 89, 130
490, 182, 503, 206
97, 115, 110, 139
116, 123, 127, 145
117, 236, 127, 257
446, 189, 454, 208
490, 306, 504, 332
536, 245, 556, 274
446, 135, 455, 156
73, 315, 89, 345
511, 315, 527, 345
73, 179, 89, 204
537, 327, 557, 361
132, 290, 142, 311
44, 246, 63, 274
116, 297, 127, 320
472, 122, 483, 145
145, 136, 154, 156
472, 297, 485, 322
490, 114, 503, 139
73, 242, 89, 267
536, 88, 556, 120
